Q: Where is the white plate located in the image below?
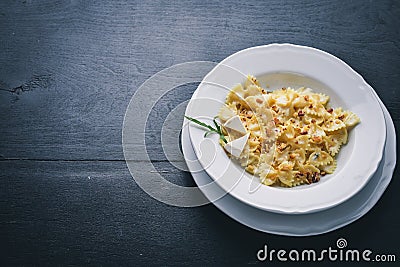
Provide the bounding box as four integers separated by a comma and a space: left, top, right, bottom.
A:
182, 96, 395, 236
185, 44, 386, 214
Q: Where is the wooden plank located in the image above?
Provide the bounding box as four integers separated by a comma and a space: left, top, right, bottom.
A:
0, 0, 399, 161
0, 0, 399, 265
1, 160, 399, 265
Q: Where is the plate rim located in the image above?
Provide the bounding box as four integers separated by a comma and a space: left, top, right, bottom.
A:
182, 95, 395, 235
186, 43, 386, 214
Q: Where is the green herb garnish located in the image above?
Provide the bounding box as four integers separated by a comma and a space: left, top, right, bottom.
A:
185, 115, 227, 144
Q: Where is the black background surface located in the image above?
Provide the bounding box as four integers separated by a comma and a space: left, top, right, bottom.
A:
0, 0, 399, 266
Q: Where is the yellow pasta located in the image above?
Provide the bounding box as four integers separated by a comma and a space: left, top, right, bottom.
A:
219, 75, 360, 187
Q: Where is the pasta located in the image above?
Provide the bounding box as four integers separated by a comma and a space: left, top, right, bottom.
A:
218, 75, 360, 187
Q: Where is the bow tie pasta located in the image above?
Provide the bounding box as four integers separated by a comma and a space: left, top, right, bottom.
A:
218, 75, 360, 187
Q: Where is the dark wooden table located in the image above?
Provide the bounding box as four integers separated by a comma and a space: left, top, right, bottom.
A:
1, 0, 399, 266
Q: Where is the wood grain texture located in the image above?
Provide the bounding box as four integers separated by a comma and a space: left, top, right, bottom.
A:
0, 0, 399, 265
0, 160, 398, 266
0, 0, 399, 160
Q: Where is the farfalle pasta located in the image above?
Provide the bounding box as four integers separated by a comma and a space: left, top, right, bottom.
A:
218, 75, 360, 187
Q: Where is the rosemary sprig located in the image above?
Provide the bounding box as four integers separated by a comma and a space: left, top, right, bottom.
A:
185, 115, 227, 144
